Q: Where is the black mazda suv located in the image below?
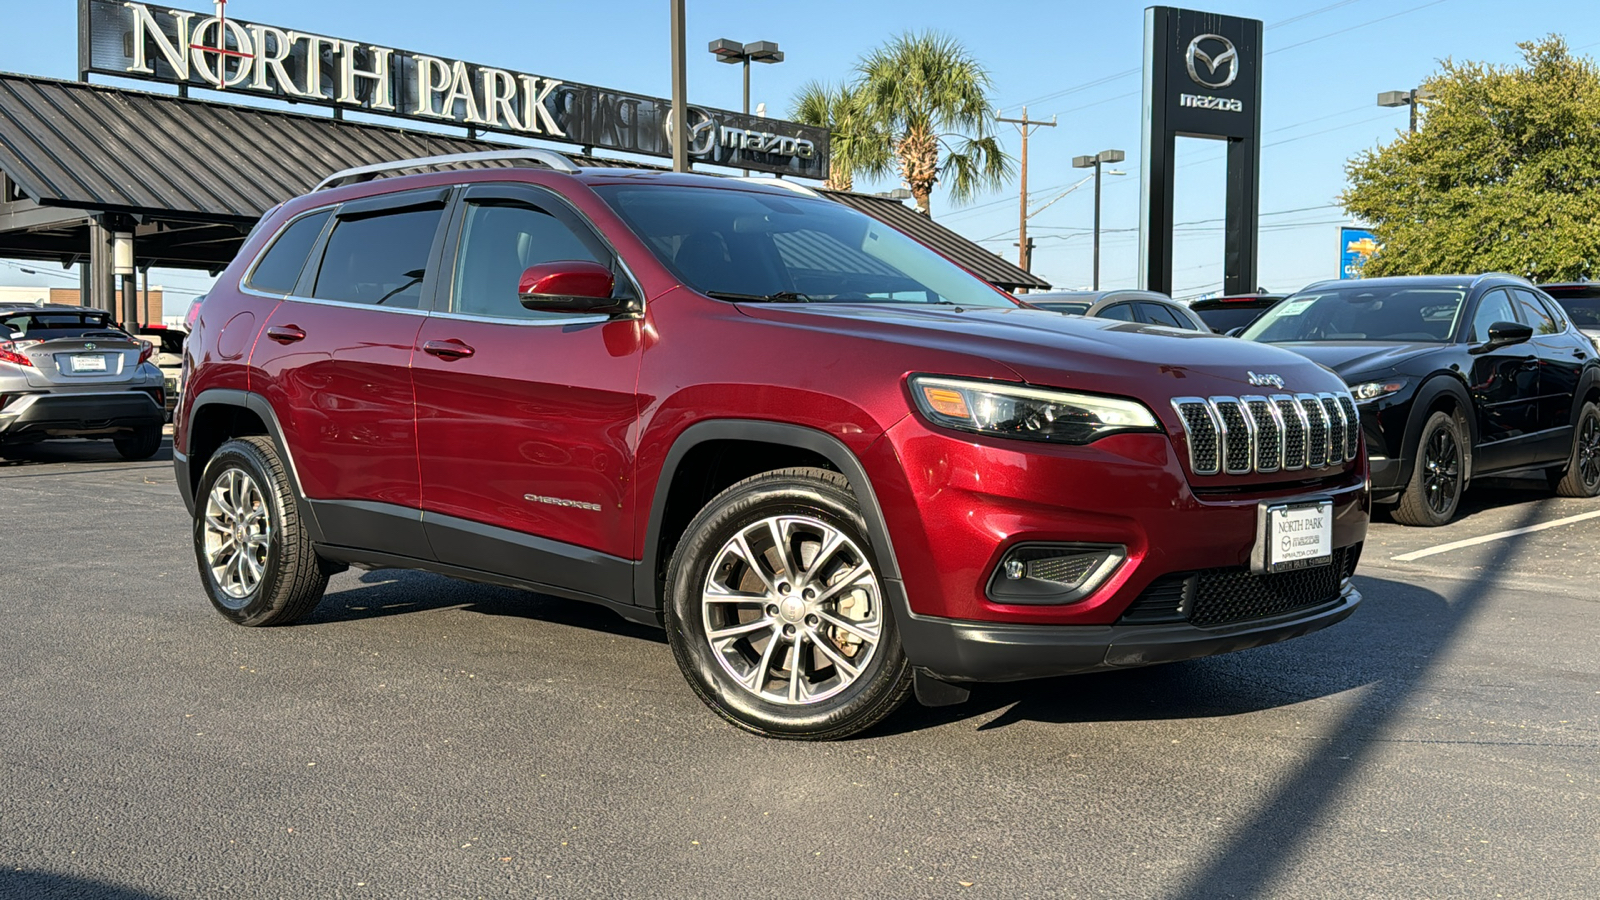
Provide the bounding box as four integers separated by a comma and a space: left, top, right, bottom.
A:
1242, 274, 1600, 525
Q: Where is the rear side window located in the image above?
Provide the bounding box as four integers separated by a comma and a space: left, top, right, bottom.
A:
312, 207, 444, 309
1512, 288, 1558, 336
1140, 302, 1189, 329
247, 210, 331, 294
1097, 303, 1137, 322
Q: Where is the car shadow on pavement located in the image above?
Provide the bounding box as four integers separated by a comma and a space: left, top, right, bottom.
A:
906, 498, 1539, 900
1373, 472, 1554, 524
0, 871, 173, 900
0, 437, 172, 468
307, 567, 667, 644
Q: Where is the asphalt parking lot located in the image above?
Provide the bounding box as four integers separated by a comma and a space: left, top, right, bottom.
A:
2, 440, 1597, 899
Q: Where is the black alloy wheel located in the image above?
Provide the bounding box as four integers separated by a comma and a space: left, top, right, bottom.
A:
1552, 402, 1600, 498
1393, 411, 1465, 527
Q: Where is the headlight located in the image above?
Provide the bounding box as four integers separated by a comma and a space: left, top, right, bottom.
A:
910, 376, 1160, 444
1348, 379, 1407, 403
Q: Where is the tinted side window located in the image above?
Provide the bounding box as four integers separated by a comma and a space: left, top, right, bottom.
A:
247, 210, 331, 294
1097, 303, 1137, 322
1141, 302, 1187, 329
450, 201, 604, 320
1521, 289, 1568, 331
1551, 291, 1600, 329
312, 208, 443, 308
1513, 288, 1558, 335
1469, 289, 1519, 343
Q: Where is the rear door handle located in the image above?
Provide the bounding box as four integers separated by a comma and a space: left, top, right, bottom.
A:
265, 325, 306, 344
422, 339, 475, 360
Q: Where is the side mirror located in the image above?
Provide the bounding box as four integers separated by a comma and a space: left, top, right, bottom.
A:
518, 260, 625, 314
1472, 321, 1533, 353
1225, 326, 1245, 337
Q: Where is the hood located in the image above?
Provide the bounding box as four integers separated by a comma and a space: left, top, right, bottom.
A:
732, 302, 1347, 399
1261, 341, 1440, 380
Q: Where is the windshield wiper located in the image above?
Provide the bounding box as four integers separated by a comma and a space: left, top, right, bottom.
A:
704, 290, 814, 303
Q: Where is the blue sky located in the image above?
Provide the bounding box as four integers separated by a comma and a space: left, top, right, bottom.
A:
2, 0, 1595, 308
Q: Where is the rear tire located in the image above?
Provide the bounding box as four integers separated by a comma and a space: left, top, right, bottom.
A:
664, 467, 912, 740
194, 436, 328, 626
1551, 402, 1600, 498
113, 424, 163, 460
1392, 411, 1466, 527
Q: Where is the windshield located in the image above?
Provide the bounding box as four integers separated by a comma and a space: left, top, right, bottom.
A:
1028, 299, 1092, 315
1545, 288, 1600, 330
1, 312, 122, 342
1241, 286, 1465, 343
1195, 306, 1269, 333
593, 185, 1019, 307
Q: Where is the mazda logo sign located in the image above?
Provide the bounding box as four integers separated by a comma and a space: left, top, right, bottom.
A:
663, 107, 720, 157
1185, 34, 1238, 90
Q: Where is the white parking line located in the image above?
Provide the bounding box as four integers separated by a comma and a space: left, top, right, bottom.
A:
1391, 509, 1600, 562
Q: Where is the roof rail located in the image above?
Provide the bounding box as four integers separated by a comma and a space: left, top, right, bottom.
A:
313, 149, 581, 191
733, 176, 821, 199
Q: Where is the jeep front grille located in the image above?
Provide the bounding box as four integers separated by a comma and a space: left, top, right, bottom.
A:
1172, 392, 1358, 476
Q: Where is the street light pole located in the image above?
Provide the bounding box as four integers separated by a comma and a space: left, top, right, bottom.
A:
710, 38, 784, 176
1377, 88, 1434, 134
670, 0, 687, 173
1073, 149, 1125, 290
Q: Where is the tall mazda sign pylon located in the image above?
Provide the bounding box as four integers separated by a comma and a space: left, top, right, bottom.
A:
1138, 7, 1263, 296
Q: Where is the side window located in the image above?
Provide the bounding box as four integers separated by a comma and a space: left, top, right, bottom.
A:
1140, 302, 1187, 329
311, 207, 444, 309
1513, 288, 1558, 336
449, 201, 605, 320
247, 210, 331, 295
1469, 289, 1519, 343
1097, 303, 1137, 322
1520, 289, 1568, 333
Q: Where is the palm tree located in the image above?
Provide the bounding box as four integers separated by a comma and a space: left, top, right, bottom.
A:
854, 31, 1013, 216
789, 80, 891, 192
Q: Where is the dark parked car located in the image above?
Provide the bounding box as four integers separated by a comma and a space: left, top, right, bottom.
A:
1242, 275, 1600, 526
1026, 290, 1210, 330
1538, 282, 1600, 347
1189, 293, 1287, 334
177, 150, 1368, 740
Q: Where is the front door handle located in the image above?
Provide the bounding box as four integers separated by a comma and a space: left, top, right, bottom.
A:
265, 325, 306, 344
1574, 348, 1589, 360
422, 339, 475, 360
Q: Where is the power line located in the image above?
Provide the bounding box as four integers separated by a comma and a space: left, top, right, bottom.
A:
1265, 0, 1454, 57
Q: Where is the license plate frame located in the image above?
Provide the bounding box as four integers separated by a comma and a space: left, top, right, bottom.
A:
1250, 498, 1334, 574
69, 354, 108, 373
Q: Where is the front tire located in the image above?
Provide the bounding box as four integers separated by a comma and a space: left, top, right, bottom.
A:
114, 424, 163, 460
664, 467, 912, 740
194, 436, 328, 626
1392, 411, 1466, 527
1551, 402, 1600, 498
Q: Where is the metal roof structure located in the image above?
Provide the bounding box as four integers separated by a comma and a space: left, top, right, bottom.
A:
0, 73, 1046, 290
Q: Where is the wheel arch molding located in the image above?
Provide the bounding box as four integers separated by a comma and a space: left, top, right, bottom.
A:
1399, 374, 1477, 483
638, 420, 902, 613
1571, 366, 1600, 425
178, 389, 324, 544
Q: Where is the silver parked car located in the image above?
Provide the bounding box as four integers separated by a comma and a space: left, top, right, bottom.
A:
1023, 289, 1212, 331
0, 302, 166, 460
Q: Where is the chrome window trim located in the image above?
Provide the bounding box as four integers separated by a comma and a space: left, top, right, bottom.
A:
278, 294, 433, 317
426, 309, 612, 328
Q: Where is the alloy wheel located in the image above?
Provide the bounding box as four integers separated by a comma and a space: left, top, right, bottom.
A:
202, 467, 271, 605
1422, 426, 1461, 515
700, 514, 882, 706
1580, 413, 1600, 490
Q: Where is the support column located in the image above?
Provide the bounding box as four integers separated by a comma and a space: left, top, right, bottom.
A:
87, 218, 117, 316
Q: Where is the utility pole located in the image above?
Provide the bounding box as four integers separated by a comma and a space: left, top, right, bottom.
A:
996, 107, 1056, 281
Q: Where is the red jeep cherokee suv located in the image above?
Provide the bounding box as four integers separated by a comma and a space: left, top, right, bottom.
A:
175, 150, 1368, 740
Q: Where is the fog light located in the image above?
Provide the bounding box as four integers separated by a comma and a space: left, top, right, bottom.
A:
987, 543, 1127, 605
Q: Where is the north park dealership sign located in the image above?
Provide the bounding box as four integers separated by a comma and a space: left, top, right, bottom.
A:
78, 1, 828, 178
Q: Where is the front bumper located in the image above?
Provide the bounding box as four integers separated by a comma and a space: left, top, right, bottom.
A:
0, 391, 163, 440
899, 581, 1360, 682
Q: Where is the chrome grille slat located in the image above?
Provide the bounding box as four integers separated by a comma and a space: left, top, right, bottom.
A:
1173, 391, 1356, 477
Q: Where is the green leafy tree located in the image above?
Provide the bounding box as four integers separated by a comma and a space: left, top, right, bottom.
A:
789, 80, 891, 192
1343, 37, 1600, 280
854, 31, 1013, 216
